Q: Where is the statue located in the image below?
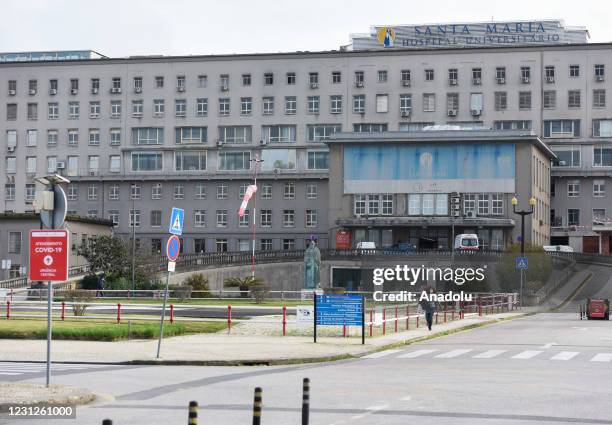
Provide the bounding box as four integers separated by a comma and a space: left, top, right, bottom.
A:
303, 237, 321, 289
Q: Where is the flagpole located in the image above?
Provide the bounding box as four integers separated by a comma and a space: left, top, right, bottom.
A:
250, 155, 263, 278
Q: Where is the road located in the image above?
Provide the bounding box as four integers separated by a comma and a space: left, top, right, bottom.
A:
2, 310, 611, 425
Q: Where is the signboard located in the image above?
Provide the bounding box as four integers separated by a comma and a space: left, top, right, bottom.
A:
168, 208, 185, 236
167, 261, 176, 272
315, 294, 364, 326
336, 230, 352, 249
0, 289, 7, 300
166, 235, 181, 262
515, 256, 529, 270
40, 185, 68, 230
296, 306, 314, 324
29, 230, 69, 282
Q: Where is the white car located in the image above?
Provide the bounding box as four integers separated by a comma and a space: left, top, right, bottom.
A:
356, 241, 376, 250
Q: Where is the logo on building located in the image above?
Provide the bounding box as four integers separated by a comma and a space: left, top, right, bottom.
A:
377, 27, 396, 47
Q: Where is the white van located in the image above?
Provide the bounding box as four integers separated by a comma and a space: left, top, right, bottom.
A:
543, 245, 574, 253
454, 234, 479, 251
356, 241, 376, 250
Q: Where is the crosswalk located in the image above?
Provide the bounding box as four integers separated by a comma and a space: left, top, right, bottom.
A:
362, 348, 612, 363
0, 362, 109, 377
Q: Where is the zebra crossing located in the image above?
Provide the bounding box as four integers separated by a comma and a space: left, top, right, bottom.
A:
362, 348, 612, 363
0, 362, 110, 377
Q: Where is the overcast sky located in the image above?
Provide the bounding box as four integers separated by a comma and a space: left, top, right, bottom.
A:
0, 0, 608, 57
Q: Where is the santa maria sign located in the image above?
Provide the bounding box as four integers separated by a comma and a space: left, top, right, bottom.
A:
29, 230, 69, 282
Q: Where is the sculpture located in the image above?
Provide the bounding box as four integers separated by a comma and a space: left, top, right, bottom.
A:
303, 237, 321, 289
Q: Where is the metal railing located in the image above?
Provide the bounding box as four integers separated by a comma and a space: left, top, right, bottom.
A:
0, 265, 91, 289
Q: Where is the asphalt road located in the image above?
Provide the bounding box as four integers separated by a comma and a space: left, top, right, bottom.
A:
2, 310, 611, 425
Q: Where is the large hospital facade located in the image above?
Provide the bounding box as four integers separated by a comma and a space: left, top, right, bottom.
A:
1, 19, 612, 266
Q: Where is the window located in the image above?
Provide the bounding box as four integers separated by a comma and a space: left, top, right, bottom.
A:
27, 103, 38, 120
153, 99, 165, 116
175, 127, 207, 144
261, 149, 296, 170
68, 129, 79, 146
26, 157, 37, 174
354, 195, 366, 216
448, 68, 458, 84
543, 91, 556, 109
307, 96, 319, 114
382, 194, 394, 215
307, 184, 317, 199
48, 102, 58, 119
109, 185, 120, 200
262, 125, 296, 143
307, 124, 341, 142
241, 74, 251, 86
446, 93, 458, 112
133, 128, 164, 145
109, 155, 121, 172
283, 239, 295, 250
216, 210, 228, 227
595, 64, 605, 79
27, 129, 38, 147
217, 184, 228, 200
307, 151, 329, 170
175, 99, 187, 117
239, 210, 250, 227
91, 78, 99, 93
355, 71, 365, 86
110, 128, 121, 146
25, 183, 36, 202
176, 75, 186, 91
492, 194, 504, 215
29, 79, 37, 93
88, 156, 99, 173
215, 239, 228, 252
263, 97, 275, 115
425, 69, 434, 81
131, 152, 162, 171
89, 101, 101, 118
543, 120, 580, 138
49, 79, 58, 92
423, 93, 435, 112
353, 123, 387, 133
568, 90, 581, 108
195, 239, 206, 253
376, 94, 388, 113
472, 68, 482, 83
478, 194, 489, 215
593, 119, 612, 137
220, 74, 229, 89
552, 148, 580, 167
175, 151, 206, 171
196, 98, 208, 116
261, 210, 272, 227
520, 66, 531, 81
306, 210, 317, 227
570, 65, 580, 77
495, 67, 506, 83
332, 71, 342, 83
401, 69, 411, 83
174, 183, 184, 200
5, 184, 15, 201
568, 209, 580, 226
151, 183, 163, 200
261, 183, 272, 199
194, 210, 206, 227
89, 129, 100, 146
463, 194, 476, 214
8, 80, 16, 94
218, 151, 250, 170
218, 126, 252, 144
133, 76, 143, 91
545, 65, 555, 81
286, 72, 296, 85
593, 180, 606, 197
67, 156, 78, 176
5, 156, 16, 173
355, 194, 395, 216
593, 89, 606, 107
219, 98, 230, 116
264, 72, 274, 85
519, 91, 532, 109
110, 100, 122, 118
132, 100, 143, 117
153, 76, 164, 88
494, 92, 507, 110
241, 97, 252, 115
129, 210, 141, 227
353, 95, 365, 113
594, 148, 612, 166
285, 96, 297, 114
67, 184, 78, 200
593, 209, 606, 224
568, 180, 581, 197
377, 70, 388, 83
8, 232, 21, 254
399, 94, 412, 115
284, 181, 295, 199
68, 102, 79, 119
87, 184, 98, 201
283, 210, 295, 227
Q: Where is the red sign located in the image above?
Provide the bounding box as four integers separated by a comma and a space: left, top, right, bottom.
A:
29, 230, 69, 282
336, 230, 352, 249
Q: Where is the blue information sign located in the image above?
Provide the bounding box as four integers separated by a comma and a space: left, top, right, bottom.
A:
315, 294, 364, 326
169, 208, 185, 236
515, 256, 529, 270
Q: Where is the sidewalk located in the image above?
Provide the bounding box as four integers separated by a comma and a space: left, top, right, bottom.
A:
0, 311, 529, 365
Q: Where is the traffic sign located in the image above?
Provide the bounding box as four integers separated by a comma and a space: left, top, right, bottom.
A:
40, 185, 68, 230
315, 294, 364, 326
169, 208, 185, 236
166, 235, 181, 262
515, 256, 529, 270
29, 230, 69, 282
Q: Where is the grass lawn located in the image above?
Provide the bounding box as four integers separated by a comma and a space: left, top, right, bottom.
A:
0, 318, 226, 341
72, 298, 306, 307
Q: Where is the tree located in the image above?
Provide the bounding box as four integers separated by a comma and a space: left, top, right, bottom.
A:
183, 273, 212, 298
496, 243, 552, 293
79, 235, 130, 278
224, 276, 264, 298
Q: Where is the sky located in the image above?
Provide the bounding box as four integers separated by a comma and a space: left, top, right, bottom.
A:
0, 0, 609, 57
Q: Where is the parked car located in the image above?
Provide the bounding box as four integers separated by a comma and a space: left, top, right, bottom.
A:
355, 241, 376, 250
454, 234, 479, 250
543, 245, 574, 253
384, 242, 417, 253
586, 298, 609, 320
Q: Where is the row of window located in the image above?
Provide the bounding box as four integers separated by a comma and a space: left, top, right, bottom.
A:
552, 148, 612, 167
5, 63, 607, 97
561, 180, 607, 198
551, 208, 609, 227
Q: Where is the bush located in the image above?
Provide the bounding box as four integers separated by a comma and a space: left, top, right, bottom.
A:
224, 276, 264, 298
325, 287, 346, 294
171, 285, 192, 301
105, 276, 130, 290
250, 284, 269, 304
64, 290, 93, 316
80, 274, 99, 290
183, 273, 211, 298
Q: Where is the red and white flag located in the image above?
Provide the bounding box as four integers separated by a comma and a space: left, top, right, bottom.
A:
238, 185, 258, 217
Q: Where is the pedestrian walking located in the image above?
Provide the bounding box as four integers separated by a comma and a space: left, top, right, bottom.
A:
96, 274, 105, 298
419, 286, 436, 331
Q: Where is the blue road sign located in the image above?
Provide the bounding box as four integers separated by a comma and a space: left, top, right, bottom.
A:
166, 235, 180, 262
169, 208, 184, 236
315, 294, 364, 326
515, 256, 529, 270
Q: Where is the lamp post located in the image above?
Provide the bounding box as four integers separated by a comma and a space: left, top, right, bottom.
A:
511, 196, 536, 307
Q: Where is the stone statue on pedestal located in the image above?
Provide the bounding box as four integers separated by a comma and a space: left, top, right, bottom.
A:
303, 237, 321, 289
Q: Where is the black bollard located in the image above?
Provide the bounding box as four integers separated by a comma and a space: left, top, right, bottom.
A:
188, 401, 198, 425
253, 387, 263, 425
302, 378, 310, 425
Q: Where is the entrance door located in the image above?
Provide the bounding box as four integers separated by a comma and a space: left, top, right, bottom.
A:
331, 268, 362, 292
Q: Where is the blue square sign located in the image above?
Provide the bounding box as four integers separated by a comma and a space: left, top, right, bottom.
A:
169, 208, 185, 236
515, 256, 529, 270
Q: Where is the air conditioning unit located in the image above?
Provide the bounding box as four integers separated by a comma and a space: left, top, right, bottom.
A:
134, 87, 142, 93
355, 81, 364, 88
7, 146, 15, 152
596, 75, 605, 82
546, 76, 555, 83
472, 78, 481, 85
89, 171, 96, 176
110, 87, 122, 94
91, 87, 99, 94
401, 80, 411, 86
56, 161, 66, 169
70, 89, 78, 95
471, 109, 482, 116
400, 110, 411, 118
496, 77, 505, 84
359, 110, 365, 115
133, 112, 143, 118
452, 204, 461, 211
8, 89, 16, 96
447, 109, 457, 117
220, 84, 229, 91
465, 211, 477, 219
452, 210, 461, 217
521, 77, 530, 83
260, 139, 267, 146
177, 86, 185, 92
29, 89, 37, 95
449, 78, 458, 85
49, 88, 57, 95
310, 82, 319, 89
216, 139, 224, 147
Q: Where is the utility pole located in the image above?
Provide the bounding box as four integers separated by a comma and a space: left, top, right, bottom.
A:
249, 154, 263, 278
131, 187, 136, 295
512, 196, 536, 307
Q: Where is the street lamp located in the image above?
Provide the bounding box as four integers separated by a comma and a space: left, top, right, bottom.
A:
511, 196, 536, 307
